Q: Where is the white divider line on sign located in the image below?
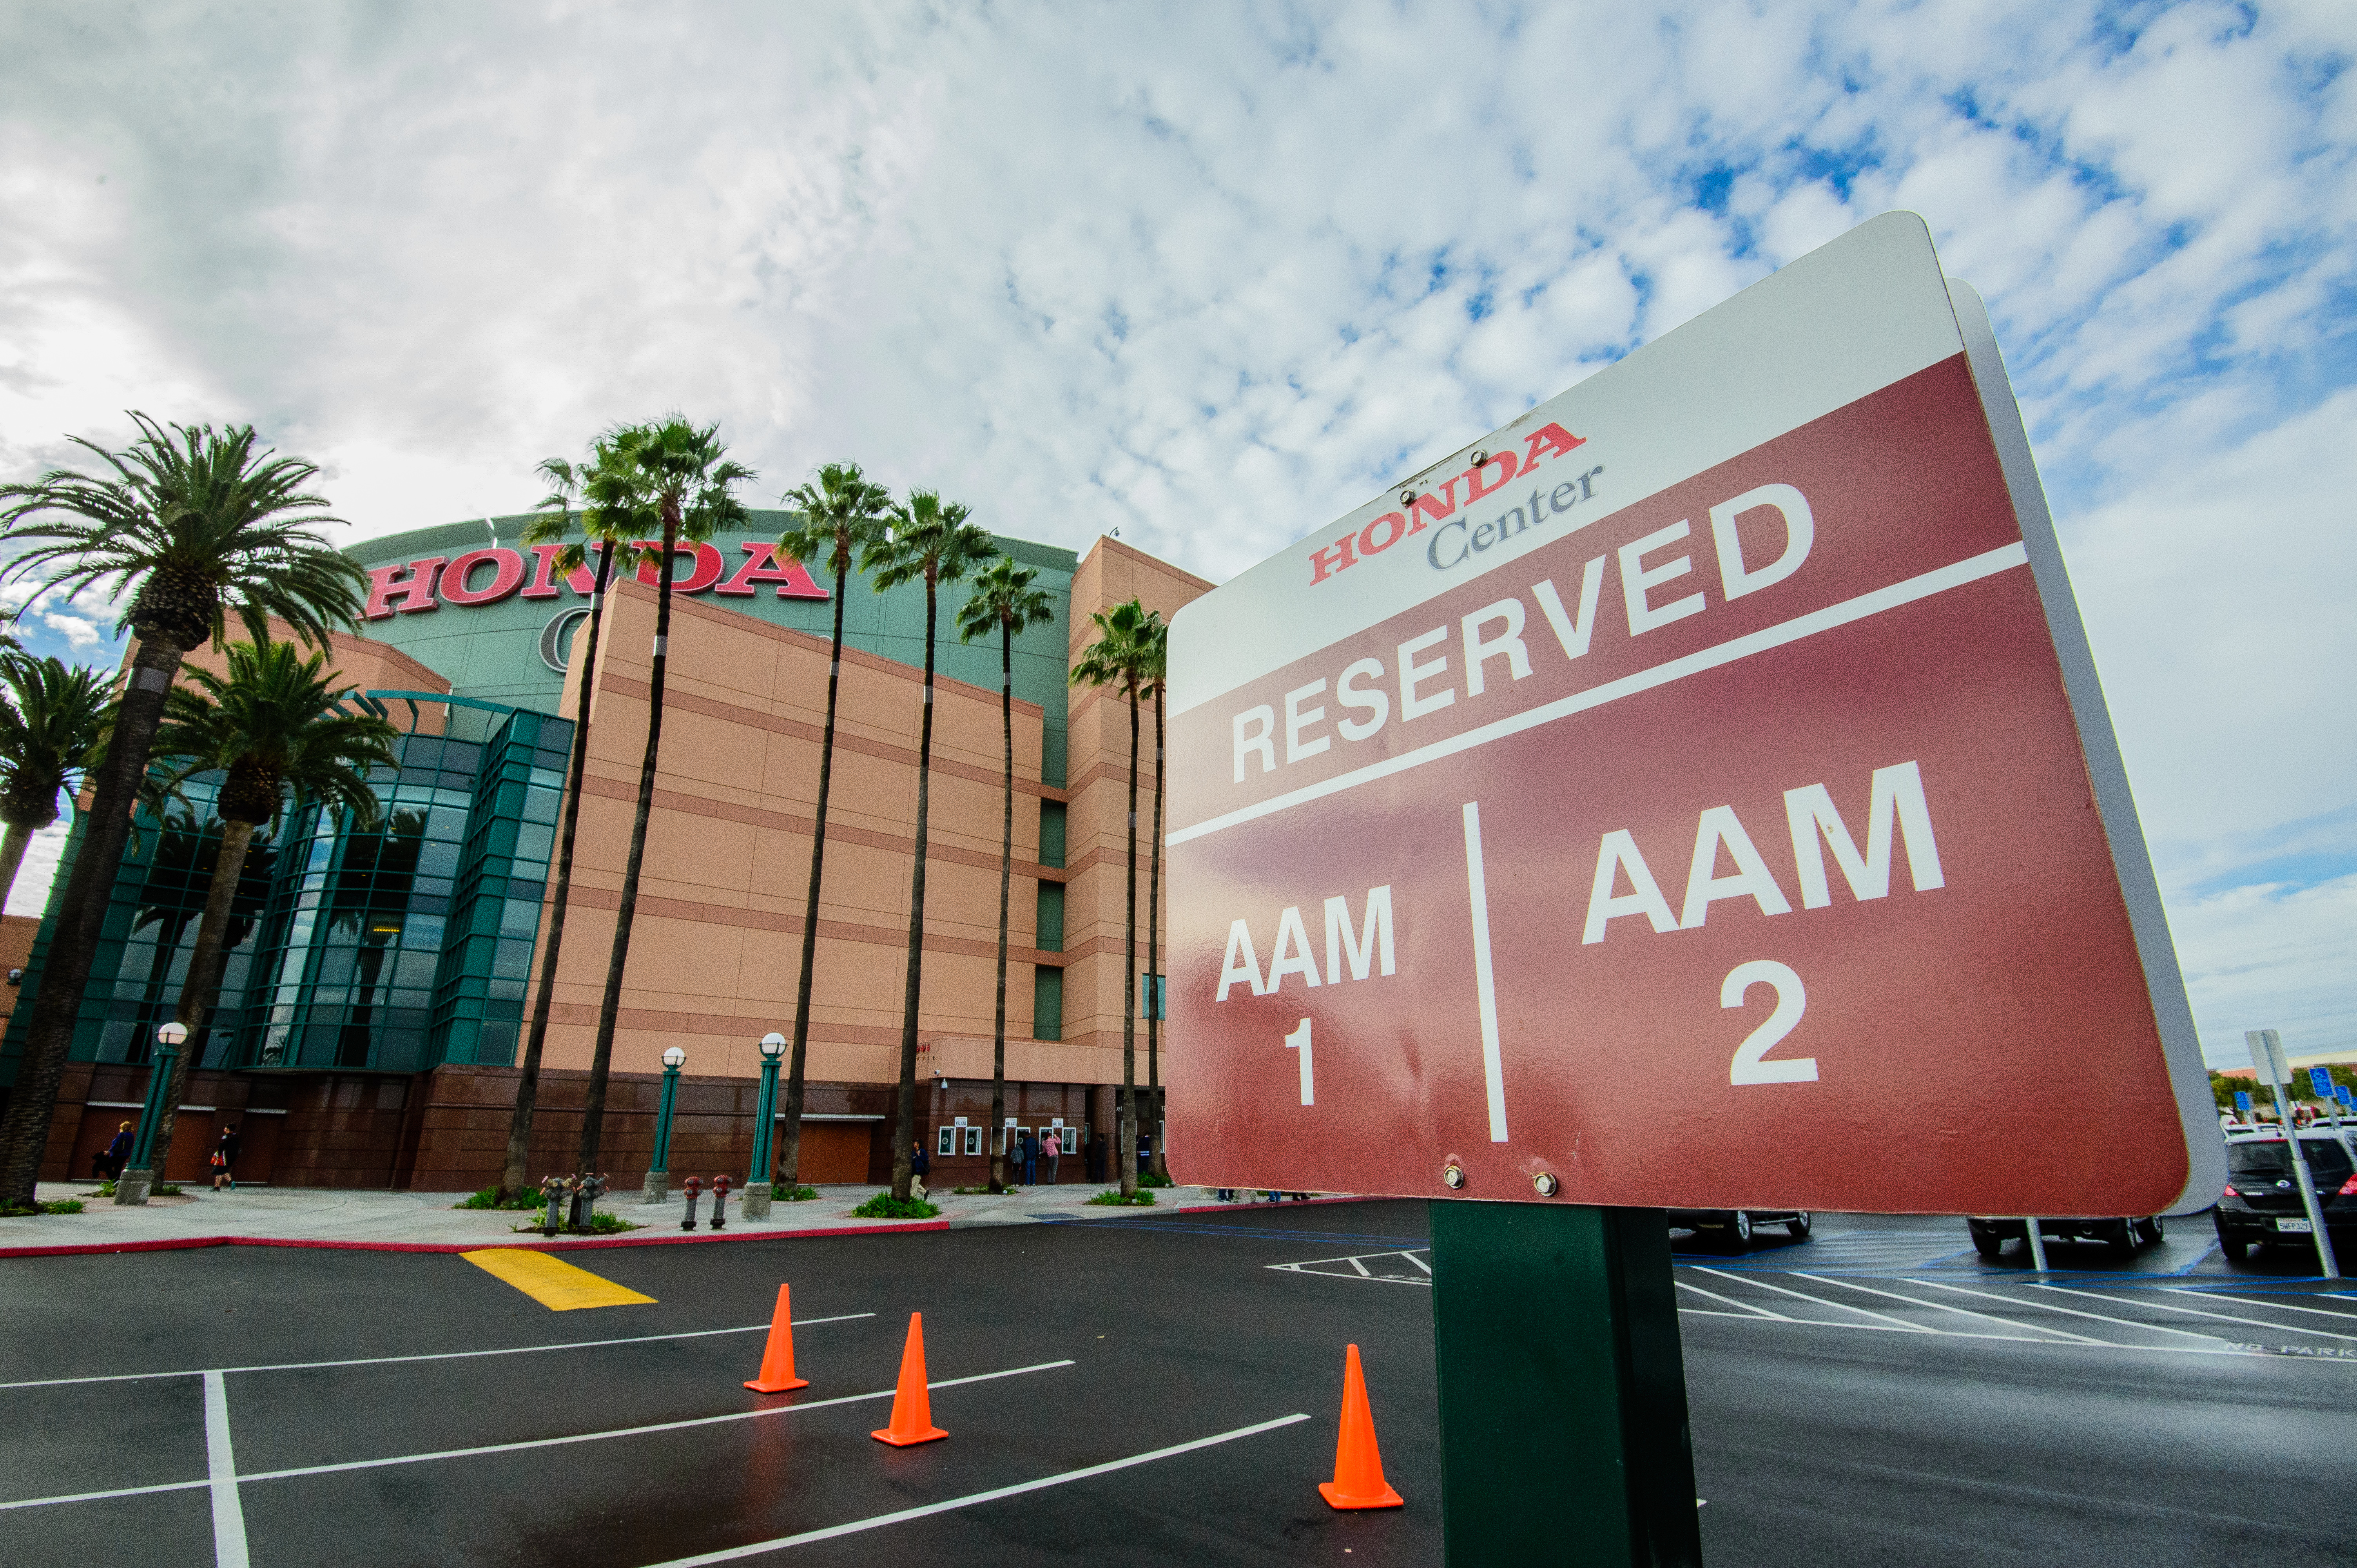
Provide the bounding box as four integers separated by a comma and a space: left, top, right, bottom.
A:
639, 1414, 1314, 1565
1461, 801, 1509, 1142
1167, 542, 2030, 847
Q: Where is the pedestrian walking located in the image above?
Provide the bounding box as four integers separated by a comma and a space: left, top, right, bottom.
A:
210, 1123, 241, 1191
910, 1140, 930, 1201
98, 1120, 132, 1180
1020, 1129, 1038, 1187
1042, 1126, 1061, 1184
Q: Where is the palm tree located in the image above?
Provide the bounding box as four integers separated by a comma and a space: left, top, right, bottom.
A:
577, 418, 754, 1168
0, 654, 116, 909
0, 414, 362, 1213
866, 493, 997, 1202
1070, 598, 1159, 1199
955, 556, 1055, 1193
1136, 609, 1170, 1179
496, 442, 648, 1201
143, 640, 398, 1178
769, 463, 893, 1193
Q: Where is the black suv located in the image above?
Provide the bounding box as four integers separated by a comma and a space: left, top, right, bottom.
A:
1667, 1208, 1811, 1251
2214, 1132, 2357, 1262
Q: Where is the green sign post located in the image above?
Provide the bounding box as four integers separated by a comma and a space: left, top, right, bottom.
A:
1431, 1202, 1701, 1565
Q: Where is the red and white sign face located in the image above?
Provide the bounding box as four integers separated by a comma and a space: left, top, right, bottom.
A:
1165, 214, 2221, 1217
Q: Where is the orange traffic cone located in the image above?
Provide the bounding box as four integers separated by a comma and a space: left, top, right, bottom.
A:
870, 1312, 948, 1446
743, 1283, 810, 1394
1318, 1343, 1404, 1510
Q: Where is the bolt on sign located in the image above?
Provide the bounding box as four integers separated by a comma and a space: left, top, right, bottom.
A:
1165, 213, 2224, 1218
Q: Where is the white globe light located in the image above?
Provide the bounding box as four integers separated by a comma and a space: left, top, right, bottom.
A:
155, 1021, 190, 1047
662, 1046, 687, 1069
759, 1031, 786, 1061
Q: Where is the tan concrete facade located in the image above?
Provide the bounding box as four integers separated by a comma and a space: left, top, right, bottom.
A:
522, 535, 1211, 1110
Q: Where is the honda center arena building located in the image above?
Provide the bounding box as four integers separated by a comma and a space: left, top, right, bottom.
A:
2, 515, 1208, 1191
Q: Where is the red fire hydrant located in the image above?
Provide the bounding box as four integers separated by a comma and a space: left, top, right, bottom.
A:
710, 1173, 731, 1231
681, 1174, 702, 1231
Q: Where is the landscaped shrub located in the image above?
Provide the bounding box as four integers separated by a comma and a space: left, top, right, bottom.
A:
852, 1193, 941, 1220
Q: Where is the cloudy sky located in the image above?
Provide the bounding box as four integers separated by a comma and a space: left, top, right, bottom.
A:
2, 1, 2352, 1069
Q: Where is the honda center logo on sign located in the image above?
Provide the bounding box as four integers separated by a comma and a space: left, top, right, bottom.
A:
1164, 212, 2223, 1221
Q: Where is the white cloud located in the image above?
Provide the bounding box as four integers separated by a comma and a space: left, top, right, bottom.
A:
0, 0, 2352, 1059
38, 611, 100, 648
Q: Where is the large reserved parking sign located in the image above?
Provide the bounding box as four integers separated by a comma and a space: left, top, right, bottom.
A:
1164, 214, 2222, 1217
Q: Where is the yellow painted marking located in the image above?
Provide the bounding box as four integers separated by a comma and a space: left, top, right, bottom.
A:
461, 1249, 657, 1312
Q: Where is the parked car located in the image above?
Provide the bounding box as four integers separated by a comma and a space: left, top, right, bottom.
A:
1667, 1208, 1810, 1251
1966, 1215, 2163, 1259
2213, 1131, 2357, 1262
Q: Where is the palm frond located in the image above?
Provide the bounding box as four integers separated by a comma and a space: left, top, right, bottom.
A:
0, 412, 365, 653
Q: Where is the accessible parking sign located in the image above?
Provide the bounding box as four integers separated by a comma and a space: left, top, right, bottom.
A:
1165, 213, 2223, 1218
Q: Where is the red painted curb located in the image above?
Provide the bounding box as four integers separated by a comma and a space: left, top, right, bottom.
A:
0, 1218, 951, 1260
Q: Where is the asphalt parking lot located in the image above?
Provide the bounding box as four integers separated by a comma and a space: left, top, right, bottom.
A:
4, 1203, 2353, 1566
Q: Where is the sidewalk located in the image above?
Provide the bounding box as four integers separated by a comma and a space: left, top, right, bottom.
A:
1, 1178, 1345, 1257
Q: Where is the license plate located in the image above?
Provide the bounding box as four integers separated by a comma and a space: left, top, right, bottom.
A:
2277, 1218, 2314, 1234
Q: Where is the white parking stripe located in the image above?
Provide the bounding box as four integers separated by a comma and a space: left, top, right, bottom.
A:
1347, 1256, 1371, 1277
2163, 1288, 2357, 1324
0, 1314, 876, 1391
1924, 1281, 2230, 1343
1689, 1266, 1933, 1333
1789, 1273, 2105, 1346
0, 1360, 1074, 1512
202, 1372, 248, 1568
639, 1414, 1314, 1564
1674, 1279, 1790, 1321
2046, 1287, 2357, 1343
1402, 1251, 1432, 1274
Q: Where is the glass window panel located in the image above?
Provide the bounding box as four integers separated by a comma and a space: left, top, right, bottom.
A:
416, 841, 461, 879
491, 939, 533, 980
499, 899, 540, 938
473, 1022, 518, 1068
513, 823, 555, 868
425, 805, 468, 843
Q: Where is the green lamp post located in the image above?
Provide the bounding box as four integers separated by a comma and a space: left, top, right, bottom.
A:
743, 1031, 785, 1221
642, 1045, 686, 1205
114, 1020, 188, 1207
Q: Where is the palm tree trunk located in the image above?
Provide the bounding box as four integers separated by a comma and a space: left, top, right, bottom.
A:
0, 818, 38, 912
1120, 684, 1139, 1198
501, 543, 613, 1200
147, 817, 257, 1185
776, 538, 852, 1195
989, 620, 1013, 1195
0, 633, 184, 1212
890, 573, 940, 1203
1147, 689, 1166, 1180
582, 521, 678, 1169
